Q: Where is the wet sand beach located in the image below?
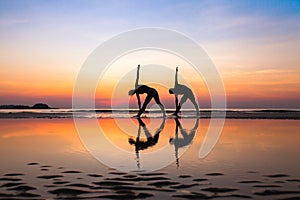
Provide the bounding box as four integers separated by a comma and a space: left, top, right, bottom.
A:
0, 118, 299, 199
1, 163, 299, 199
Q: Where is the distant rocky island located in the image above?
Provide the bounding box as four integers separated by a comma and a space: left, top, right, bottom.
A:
0, 103, 53, 109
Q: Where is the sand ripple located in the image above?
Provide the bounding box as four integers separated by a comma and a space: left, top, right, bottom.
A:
0, 163, 299, 199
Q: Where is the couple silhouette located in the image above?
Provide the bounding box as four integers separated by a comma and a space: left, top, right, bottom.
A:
128, 65, 199, 117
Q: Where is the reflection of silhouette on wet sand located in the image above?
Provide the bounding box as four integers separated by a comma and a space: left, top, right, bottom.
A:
128, 118, 166, 168
169, 67, 199, 116
170, 118, 200, 167
128, 65, 165, 117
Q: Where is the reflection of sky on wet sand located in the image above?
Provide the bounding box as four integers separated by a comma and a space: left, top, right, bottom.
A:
0, 119, 93, 172
179, 119, 300, 174
77, 118, 199, 172
0, 119, 299, 198
0, 118, 299, 175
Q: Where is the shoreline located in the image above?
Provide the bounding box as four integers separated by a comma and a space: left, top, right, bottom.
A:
0, 110, 299, 119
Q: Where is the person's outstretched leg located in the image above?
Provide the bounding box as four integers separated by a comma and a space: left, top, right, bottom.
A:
137, 95, 152, 117
154, 94, 166, 117
190, 97, 199, 117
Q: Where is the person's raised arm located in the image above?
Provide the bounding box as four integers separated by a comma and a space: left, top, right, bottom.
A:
175, 66, 178, 86
135, 64, 140, 88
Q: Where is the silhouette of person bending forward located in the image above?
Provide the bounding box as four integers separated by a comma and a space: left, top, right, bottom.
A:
169, 67, 199, 116
129, 65, 165, 117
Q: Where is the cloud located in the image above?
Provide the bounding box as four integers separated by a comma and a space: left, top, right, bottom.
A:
0, 18, 28, 27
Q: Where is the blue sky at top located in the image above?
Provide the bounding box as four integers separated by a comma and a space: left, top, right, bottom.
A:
0, 0, 299, 108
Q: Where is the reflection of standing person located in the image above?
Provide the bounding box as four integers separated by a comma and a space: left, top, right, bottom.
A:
169, 67, 199, 116
128, 65, 165, 117
129, 118, 166, 169
169, 118, 199, 167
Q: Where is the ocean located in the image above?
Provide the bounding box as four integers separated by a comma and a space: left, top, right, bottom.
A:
0, 108, 299, 119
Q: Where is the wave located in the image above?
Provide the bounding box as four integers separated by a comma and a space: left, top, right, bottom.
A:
0, 109, 299, 119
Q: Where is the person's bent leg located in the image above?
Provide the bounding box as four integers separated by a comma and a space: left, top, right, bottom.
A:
154, 94, 166, 117
138, 95, 152, 117
175, 95, 187, 115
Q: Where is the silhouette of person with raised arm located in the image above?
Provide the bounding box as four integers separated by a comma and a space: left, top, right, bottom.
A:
169, 117, 199, 167
129, 117, 166, 169
129, 65, 165, 117
169, 67, 199, 117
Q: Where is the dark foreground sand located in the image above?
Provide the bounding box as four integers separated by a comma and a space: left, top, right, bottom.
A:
0, 162, 299, 199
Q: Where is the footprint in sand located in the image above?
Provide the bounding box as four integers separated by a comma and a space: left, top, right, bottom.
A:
264, 174, 289, 178
193, 178, 209, 182
62, 170, 82, 174
205, 172, 224, 176
27, 162, 39, 166
238, 180, 262, 184
178, 175, 192, 178
201, 187, 238, 193
88, 173, 103, 178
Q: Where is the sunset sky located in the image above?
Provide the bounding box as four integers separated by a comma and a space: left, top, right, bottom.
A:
1, 0, 299, 108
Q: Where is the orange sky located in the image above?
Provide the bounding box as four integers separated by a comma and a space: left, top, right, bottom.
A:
1, 51, 299, 108
1, 1, 299, 109
1, 54, 299, 108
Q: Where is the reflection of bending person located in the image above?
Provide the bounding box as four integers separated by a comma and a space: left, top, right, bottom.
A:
169, 118, 199, 167
129, 118, 166, 168
129, 65, 165, 117
169, 67, 199, 116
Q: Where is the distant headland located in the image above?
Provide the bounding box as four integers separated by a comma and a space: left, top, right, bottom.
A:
0, 103, 53, 109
